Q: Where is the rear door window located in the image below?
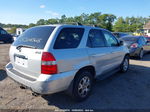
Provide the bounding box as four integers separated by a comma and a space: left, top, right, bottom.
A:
13, 26, 55, 49
54, 28, 84, 49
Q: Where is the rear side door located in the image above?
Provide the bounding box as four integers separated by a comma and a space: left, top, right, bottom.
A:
102, 30, 125, 70
86, 29, 113, 75
52, 27, 88, 73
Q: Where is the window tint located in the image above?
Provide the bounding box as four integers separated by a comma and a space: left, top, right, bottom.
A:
13, 26, 55, 49
103, 31, 118, 47
54, 28, 84, 49
1, 30, 7, 34
87, 29, 106, 48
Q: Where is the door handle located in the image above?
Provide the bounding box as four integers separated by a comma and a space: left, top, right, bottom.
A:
91, 53, 106, 57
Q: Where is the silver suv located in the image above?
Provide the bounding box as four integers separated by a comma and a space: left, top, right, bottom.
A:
6, 24, 129, 101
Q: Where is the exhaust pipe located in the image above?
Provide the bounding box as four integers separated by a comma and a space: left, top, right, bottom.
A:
20, 85, 27, 89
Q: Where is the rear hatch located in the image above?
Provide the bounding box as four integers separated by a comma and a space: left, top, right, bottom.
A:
120, 37, 138, 49
10, 26, 55, 78
123, 41, 135, 49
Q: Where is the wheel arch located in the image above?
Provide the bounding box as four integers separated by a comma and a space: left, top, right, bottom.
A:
66, 65, 96, 96
74, 65, 96, 79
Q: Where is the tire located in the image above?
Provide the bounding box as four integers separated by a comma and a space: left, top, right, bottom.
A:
72, 70, 94, 102
120, 55, 129, 73
138, 49, 144, 59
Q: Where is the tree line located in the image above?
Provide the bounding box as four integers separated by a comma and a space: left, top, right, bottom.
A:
0, 12, 150, 34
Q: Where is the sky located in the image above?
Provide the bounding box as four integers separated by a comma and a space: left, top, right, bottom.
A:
0, 0, 150, 25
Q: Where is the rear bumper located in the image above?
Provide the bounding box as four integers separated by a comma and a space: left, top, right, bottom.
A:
5, 62, 76, 94
129, 48, 140, 57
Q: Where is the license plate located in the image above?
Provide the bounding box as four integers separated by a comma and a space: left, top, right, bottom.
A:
15, 57, 28, 67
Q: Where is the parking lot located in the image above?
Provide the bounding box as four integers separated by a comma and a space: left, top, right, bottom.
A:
0, 43, 150, 110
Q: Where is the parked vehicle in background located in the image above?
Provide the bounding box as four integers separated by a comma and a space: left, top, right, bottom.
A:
133, 29, 144, 36
112, 32, 131, 38
12, 34, 19, 41
120, 36, 150, 59
0, 27, 13, 43
6, 24, 129, 101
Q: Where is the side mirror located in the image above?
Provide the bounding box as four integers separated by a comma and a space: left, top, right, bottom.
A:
119, 40, 124, 46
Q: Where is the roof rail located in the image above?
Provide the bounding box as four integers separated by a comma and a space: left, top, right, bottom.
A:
83, 24, 98, 27
62, 22, 82, 26
58, 22, 99, 27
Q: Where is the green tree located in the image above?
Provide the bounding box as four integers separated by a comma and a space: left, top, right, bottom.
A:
113, 17, 126, 32
60, 15, 67, 23
7, 27, 17, 34
28, 23, 36, 28
99, 14, 116, 31
46, 19, 59, 24
36, 19, 46, 25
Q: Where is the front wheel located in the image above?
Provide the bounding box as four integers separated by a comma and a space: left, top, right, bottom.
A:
72, 70, 93, 102
120, 55, 129, 73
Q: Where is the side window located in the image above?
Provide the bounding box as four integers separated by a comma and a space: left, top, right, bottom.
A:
87, 29, 106, 48
1, 30, 7, 35
102, 31, 118, 47
54, 28, 84, 49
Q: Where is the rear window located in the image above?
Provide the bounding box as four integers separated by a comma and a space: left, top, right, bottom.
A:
54, 28, 84, 49
121, 37, 138, 42
13, 26, 55, 49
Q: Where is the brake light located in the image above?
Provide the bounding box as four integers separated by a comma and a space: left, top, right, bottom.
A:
131, 43, 138, 48
41, 52, 57, 74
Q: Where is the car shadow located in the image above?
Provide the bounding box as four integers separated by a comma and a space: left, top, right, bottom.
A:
0, 42, 4, 44
140, 53, 150, 61
42, 64, 150, 109
130, 53, 150, 61
0, 69, 7, 81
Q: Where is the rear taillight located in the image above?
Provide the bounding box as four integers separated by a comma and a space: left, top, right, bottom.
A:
41, 52, 57, 74
131, 43, 138, 48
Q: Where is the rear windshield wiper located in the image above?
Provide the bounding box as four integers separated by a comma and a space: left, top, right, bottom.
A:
16, 45, 37, 50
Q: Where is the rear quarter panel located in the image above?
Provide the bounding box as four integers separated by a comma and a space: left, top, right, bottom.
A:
49, 48, 91, 73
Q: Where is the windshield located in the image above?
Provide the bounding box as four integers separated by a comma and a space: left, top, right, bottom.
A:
13, 26, 55, 49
